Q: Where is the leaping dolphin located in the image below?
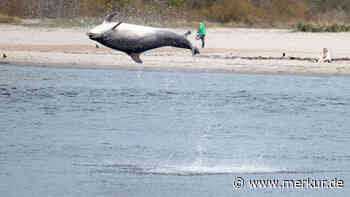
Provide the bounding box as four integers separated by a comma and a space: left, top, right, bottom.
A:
87, 13, 200, 63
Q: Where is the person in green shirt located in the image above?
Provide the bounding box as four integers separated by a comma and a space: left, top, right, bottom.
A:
197, 23, 206, 48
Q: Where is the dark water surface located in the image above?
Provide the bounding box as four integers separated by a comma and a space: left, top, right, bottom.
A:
0, 64, 349, 197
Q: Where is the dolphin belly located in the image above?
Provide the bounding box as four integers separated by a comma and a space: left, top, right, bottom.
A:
102, 30, 192, 54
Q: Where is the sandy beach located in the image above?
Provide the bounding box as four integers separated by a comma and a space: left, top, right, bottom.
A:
1, 24, 350, 75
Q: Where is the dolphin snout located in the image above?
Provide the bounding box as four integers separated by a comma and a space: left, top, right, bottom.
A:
86, 32, 94, 39
86, 32, 99, 40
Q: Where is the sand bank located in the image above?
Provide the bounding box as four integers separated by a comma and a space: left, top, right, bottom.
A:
1, 24, 350, 75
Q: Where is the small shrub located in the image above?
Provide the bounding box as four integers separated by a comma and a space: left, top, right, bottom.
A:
0, 14, 21, 24
296, 23, 350, 32
311, 26, 322, 32
300, 24, 312, 32
167, 0, 180, 8
332, 24, 341, 32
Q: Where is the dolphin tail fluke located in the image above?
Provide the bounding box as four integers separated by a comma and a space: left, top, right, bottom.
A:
129, 53, 143, 64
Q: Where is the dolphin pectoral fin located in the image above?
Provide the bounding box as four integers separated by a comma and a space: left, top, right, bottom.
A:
192, 47, 200, 56
129, 53, 143, 64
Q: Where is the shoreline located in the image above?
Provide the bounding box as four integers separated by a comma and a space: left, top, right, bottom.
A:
1, 24, 350, 76
2, 51, 350, 77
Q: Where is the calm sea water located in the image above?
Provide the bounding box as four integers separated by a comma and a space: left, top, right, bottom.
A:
0, 64, 349, 197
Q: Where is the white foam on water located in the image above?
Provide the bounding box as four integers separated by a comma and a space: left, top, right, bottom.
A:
149, 159, 281, 176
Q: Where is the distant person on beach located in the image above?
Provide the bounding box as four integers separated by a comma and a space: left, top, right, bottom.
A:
196, 23, 206, 48
314, 48, 332, 63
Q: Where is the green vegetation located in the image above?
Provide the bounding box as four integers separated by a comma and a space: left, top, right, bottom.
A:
1, 0, 350, 30
0, 14, 21, 24
297, 23, 350, 32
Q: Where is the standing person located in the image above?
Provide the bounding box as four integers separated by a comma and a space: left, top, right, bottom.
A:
322, 48, 332, 63
197, 22, 206, 48
314, 48, 332, 63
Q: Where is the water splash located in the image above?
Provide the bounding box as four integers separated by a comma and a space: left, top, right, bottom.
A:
149, 162, 280, 176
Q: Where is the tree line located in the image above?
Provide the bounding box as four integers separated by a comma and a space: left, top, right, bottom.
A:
1, 0, 350, 26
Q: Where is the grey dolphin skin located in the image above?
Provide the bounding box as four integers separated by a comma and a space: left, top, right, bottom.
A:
87, 13, 200, 63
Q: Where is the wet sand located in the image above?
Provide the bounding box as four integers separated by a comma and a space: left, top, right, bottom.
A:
1, 24, 350, 75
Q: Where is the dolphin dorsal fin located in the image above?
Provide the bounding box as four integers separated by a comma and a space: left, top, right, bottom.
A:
104, 12, 119, 24
129, 53, 143, 64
